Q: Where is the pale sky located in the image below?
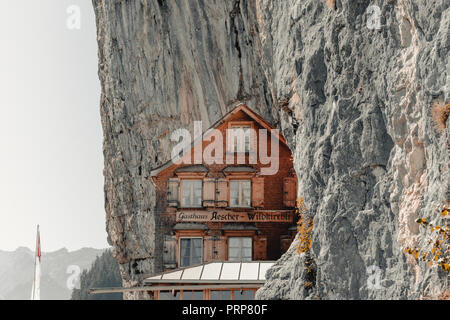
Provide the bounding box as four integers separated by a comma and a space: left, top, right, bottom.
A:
0, 0, 109, 251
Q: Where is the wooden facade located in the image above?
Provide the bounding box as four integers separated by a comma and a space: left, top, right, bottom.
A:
150, 104, 297, 272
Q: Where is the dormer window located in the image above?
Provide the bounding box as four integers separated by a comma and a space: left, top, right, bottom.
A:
181, 180, 202, 208
231, 125, 251, 153
226, 121, 255, 154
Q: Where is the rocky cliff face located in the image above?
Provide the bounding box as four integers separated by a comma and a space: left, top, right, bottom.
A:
92, 0, 449, 299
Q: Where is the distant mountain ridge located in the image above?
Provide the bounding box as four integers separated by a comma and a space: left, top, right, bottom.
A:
0, 247, 106, 300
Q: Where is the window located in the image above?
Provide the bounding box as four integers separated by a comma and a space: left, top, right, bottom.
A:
228, 237, 252, 262
180, 238, 202, 267
230, 180, 251, 207
233, 290, 255, 300
159, 291, 180, 300
181, 180, 202, 207
182, 290, 203, 300
210, 290, 232, 300
231, 125, 251, 152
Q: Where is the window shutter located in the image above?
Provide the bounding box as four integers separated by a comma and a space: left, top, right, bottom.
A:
253, 236, 267, 260
203, 178, 215, 207
280, 235, 292, 254
163, 235, 177, 269
204, 236, 226, 261
283, 177, 297, 207
167, 178, 179, 207
251, 177, 264, 208
216, 178, 228, 207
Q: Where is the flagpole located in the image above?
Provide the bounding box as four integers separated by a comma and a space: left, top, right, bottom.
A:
31, 224, 39, 300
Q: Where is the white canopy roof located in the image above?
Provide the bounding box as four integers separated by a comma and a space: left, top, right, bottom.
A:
145, 261, 275, 284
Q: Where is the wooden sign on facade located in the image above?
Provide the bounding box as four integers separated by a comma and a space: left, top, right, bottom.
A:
176, 210, 293, 223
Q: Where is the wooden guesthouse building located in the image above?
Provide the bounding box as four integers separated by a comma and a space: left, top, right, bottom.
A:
150, 104, 298, 280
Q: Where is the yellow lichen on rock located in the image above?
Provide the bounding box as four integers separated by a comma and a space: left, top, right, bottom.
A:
296, 197, 314, 254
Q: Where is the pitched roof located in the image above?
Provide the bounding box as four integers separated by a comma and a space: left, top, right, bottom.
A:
150, 103, 287, 177
144, 260, 275, 284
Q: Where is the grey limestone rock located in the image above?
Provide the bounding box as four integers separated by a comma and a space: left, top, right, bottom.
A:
92, 0, 449, 299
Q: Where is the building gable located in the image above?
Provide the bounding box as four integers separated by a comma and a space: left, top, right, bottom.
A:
150, 104, 289, 179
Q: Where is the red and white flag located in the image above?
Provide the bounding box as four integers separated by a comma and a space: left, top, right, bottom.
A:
31, 225, 41, 300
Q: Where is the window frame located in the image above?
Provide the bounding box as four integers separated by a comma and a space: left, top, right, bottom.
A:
232, 289, 255, 300
226, 121, 256, 154
227, 237, 253, 262
158, 290, 181, 300
179, 237, 203, 267
229, 179, 252, 208
180, 179, 203, 208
